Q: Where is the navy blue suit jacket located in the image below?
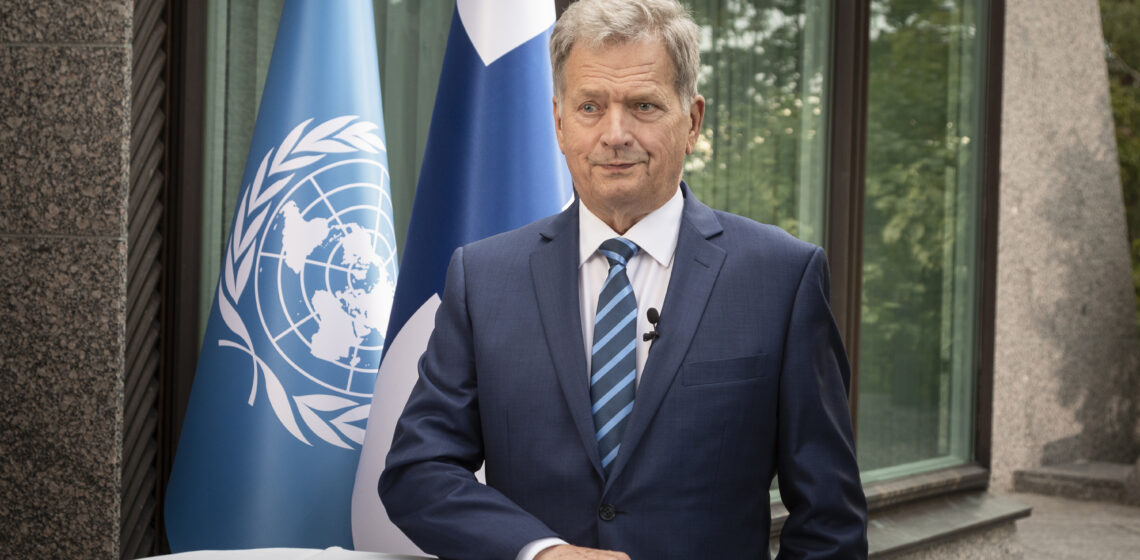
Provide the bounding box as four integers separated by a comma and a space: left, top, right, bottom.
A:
380, 186, 867, 559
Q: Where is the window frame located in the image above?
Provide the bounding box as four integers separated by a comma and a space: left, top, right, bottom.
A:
159, 0, 207, 553
822, 0, 1006, 510
825, 0, 870, 425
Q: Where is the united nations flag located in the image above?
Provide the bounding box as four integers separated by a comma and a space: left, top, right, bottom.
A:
165, 0, 395, 550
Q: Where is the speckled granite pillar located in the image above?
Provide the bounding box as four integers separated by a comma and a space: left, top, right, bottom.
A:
993, 0, 1140, 490
0, 1, 132, 557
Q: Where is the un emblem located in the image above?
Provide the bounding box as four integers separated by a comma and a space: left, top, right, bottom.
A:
257, 159, 395, 395
216, 116, 394, 449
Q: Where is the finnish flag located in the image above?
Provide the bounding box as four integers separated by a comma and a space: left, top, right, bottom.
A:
351, 0, 572, 553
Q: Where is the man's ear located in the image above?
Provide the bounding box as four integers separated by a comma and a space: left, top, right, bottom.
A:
553, 95, 566, 152
686, 95, 706, 155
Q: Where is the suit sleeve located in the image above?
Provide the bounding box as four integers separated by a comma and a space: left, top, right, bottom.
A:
379, 247, 560, 560
775, 247, 869, 559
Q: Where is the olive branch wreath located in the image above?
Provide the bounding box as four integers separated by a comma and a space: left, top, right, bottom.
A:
215, 115, 386, 449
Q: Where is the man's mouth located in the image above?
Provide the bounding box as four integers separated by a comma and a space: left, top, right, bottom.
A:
594, 160, 642, 171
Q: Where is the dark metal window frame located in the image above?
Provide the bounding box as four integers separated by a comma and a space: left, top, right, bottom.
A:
150, 0, 206, 554
826, 0, 870, 424
825, 0, 1006, 510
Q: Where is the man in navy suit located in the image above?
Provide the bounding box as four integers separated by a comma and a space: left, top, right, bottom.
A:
380, 0, 868, 558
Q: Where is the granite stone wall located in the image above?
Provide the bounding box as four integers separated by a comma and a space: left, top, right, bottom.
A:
882, 523, 1025, 560
0, 1, 132, 557
993, 0, 1140, 489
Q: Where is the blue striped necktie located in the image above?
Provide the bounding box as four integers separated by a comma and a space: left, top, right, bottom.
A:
591, 237, 639, 475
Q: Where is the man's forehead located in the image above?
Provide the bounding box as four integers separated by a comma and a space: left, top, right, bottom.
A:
567, 80, 670, 101
570, 34, 665, 60
564, 41, 676, 87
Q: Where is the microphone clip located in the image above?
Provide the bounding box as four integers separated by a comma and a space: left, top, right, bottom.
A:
643, 307, 661, 341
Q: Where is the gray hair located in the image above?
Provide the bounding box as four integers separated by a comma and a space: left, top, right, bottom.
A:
551, 0, 701, 108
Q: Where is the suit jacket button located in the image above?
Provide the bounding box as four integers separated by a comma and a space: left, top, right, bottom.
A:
599, 504, 617, 521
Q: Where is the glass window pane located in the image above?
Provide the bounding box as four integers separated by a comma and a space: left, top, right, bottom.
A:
857, 0, 986, 481
683, 0, 832, 245
199, 0, 282, 339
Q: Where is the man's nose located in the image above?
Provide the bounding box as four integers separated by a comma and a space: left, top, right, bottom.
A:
599, 108, 634, 148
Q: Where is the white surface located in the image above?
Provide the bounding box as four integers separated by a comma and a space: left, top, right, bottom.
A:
577, 188, 682, 384
143, 547, 432, 560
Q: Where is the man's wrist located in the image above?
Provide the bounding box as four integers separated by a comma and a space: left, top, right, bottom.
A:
517, 537, 569, 560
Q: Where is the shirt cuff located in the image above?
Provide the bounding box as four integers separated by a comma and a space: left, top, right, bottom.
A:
516, 537, 569, 560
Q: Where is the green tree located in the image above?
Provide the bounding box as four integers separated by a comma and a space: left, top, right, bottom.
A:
684, 0, 830, 243
857, 0, 983, 471
1100, 0, 1140, 325
680, 0, 984, 474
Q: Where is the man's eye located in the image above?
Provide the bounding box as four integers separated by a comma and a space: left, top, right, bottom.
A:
582, 103, 598, 113
637, 103, 655, 111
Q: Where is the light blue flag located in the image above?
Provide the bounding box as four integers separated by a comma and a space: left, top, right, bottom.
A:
351, 0, 571, 553
166, 0, 396, 550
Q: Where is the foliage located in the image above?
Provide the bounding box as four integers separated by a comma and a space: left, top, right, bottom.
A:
684, 0, 830, 244
1100, 0, 1140, 326
680, 0, 982, 471
856, 0, 982, 470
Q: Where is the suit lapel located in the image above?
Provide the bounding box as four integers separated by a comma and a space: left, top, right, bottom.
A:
530, 202, 605, 478
606, 188, 726, 486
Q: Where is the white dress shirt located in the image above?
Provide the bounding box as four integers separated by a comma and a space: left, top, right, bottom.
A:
577, 187, 683, 383
518, 187, 684, 560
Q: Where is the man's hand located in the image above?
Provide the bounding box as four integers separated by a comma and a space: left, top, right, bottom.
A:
535, 544, 631, 559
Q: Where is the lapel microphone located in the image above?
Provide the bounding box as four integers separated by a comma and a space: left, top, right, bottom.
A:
643, 307, 661, 341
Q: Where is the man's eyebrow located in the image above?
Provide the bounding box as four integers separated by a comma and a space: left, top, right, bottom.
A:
571, 86, 667, 101
570, 86, 606, 99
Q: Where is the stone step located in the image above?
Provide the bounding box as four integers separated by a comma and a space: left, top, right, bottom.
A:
1013, 461, 1137, 505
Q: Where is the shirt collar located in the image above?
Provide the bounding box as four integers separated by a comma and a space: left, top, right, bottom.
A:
578, 186, 683, 268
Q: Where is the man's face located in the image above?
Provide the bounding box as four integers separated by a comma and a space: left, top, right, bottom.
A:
554, 37, 705, 232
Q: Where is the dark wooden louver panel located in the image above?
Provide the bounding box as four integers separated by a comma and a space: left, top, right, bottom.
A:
123, 0, 168, 557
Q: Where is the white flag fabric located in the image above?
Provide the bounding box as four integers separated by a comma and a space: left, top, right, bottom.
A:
350, 296, 439, 555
